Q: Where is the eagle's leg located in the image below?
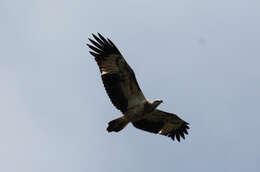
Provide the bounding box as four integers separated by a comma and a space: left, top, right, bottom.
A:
107, 116, 129, 132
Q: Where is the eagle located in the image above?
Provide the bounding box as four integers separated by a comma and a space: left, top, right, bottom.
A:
87, 33, 190, 142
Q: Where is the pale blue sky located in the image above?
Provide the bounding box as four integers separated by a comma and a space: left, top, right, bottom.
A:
1, 0, 260, 171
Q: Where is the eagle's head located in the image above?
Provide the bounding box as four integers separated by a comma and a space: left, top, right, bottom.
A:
152, 99, 163, 109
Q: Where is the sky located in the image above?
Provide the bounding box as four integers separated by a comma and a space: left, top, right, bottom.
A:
1, 0, 260, 171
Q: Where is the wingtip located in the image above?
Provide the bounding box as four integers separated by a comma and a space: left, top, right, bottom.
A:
168, 121, 190, 142
183, 129, 188, 135
176, 134, 180, 142
89, 51, 97, 57
180, 132, 185, 139
97, 32, 102, 37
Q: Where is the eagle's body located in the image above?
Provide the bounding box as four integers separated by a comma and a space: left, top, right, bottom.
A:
87, 33, 190, 142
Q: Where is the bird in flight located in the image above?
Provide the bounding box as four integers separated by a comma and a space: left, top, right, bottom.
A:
87, 33, 190, 142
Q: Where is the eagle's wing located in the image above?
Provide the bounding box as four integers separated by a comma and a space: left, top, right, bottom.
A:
132, 109, 190, 142
87, 33, 146, 113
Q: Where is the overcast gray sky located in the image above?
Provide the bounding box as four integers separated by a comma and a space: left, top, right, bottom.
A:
1, 0, 260, 171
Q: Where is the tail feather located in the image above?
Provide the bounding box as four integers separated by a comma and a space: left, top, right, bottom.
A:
107, 116, 129, 132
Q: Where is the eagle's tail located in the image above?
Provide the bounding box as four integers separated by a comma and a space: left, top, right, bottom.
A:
107, 116, 129, 132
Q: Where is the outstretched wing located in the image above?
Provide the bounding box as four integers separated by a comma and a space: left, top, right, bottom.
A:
132, 109, 190, 142
87, 33, 146, 113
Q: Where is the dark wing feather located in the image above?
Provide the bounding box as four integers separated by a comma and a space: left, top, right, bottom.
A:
132, 109, 190, 142
87, 33, 145, 113
131, 119, 164, 133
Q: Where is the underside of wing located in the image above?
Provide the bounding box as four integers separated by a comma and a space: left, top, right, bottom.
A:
87, 33, 145, 113
132, 109, 190, 142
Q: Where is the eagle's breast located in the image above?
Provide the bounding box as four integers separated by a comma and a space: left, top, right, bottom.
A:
124, 100, 147, 121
